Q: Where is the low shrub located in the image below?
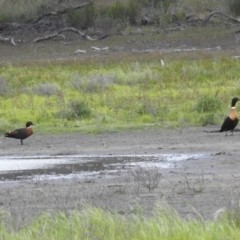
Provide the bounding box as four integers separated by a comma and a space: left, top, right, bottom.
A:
199, 113, 219, 126
229, 0, 240, 16
194, 96, 222, 113
0, 0, 48, 22
0, 77, 13, 96
66, 4, 97, 29
97, 0, 140, 28
69, 75, 116, 93
32, 83, 60, 96
69, 101, 92, 119
57, 101, 92, 120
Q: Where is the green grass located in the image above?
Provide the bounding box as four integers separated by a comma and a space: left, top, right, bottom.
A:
1, 205, 240, 239
0, 54, 240, 134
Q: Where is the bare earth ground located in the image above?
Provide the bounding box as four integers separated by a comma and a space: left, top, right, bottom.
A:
1, 126, 240, 228
1, 28, 240, 227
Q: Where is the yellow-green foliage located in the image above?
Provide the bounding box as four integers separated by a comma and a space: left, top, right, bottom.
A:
1, 205, 240, 239
0, 55, 240, 133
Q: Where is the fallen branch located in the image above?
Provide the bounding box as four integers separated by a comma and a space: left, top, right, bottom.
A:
31, 1, 93, 24
33, 27, 96, 42
0, 36, 17, 45
202, 11, 240, 24
33, 33, 65, 42
92, 46, 108, 51
75, 49, 86, 54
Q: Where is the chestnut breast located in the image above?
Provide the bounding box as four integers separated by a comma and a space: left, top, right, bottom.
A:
229, 107, 238, 121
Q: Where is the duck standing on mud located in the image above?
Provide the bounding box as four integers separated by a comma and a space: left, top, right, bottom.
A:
5, 121, 34, 145
204, 97, 240, 136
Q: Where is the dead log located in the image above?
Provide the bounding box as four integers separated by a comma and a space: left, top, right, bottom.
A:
33, 27, 96, 42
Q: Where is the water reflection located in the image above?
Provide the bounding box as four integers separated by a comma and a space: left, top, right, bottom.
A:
0, 154, 208, 182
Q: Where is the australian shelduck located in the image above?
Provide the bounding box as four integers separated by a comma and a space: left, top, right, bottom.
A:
204, 97, 240, 136
5, 121, 34, 145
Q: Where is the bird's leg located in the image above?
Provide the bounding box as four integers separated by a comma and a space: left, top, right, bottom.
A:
21, 139, 23, 145
225, 131, 227, 137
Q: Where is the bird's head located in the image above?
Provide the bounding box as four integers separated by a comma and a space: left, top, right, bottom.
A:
26, 121, 34, 127
231, 97, 240, 107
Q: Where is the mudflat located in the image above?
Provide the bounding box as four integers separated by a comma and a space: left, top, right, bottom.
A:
0, 126, 240, 228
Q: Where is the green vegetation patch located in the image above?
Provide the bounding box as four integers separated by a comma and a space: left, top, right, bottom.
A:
1, 205, 240, 239
0, 55, 239, 134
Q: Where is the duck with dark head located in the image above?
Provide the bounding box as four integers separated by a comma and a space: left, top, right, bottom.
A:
220, 97, 239, 136
5, 121, 34, 145
204, 97, 240, 136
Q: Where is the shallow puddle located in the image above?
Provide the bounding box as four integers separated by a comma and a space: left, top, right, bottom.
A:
0, 153, 208, 182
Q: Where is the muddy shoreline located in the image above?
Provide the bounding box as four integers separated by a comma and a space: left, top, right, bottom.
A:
0, 126, 239, 227
0, 126, 237, 156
